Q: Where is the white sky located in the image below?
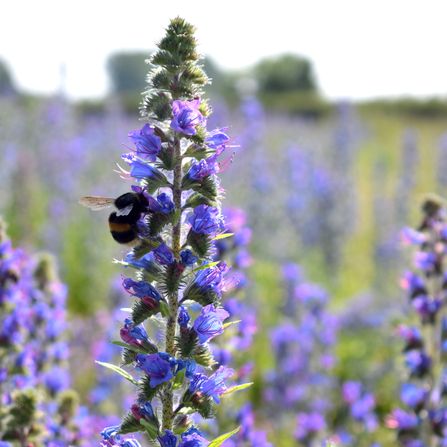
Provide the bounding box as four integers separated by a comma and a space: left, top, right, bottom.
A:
1, 0, 447, 101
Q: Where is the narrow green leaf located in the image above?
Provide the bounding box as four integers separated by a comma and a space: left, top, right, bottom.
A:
223, 320, 241, 329
139, 419, 159, 439
160, 301, 171, 318
172, 368, 186, 391
222, 382, 253, 396
109, 341, 148, 355
95, 361, 138, 386
186, 261, 220, 276
208, 426, 241, 447
211, 233, 234, 240
112, 259, 137, 269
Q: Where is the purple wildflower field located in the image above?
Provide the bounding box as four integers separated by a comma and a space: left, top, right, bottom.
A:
2, 16, 447, 447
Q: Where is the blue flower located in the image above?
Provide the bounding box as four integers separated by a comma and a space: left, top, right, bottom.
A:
44, 367, 70, 393
194, 261, 235, 297
100, 425, 120, 440
178, 433, 210, 447
188, 205, 225, 234
181, 427, 203, 439
128, 123, 162, 161
125, 252, 157, 270
180, 249, 198, 266
401, 383, 427, 410
178, 306, 191, 328
121, 153, 162, 180
135, 354, 173, 387
153, 242, 175, 265
158, 430, 178, 447
171, 100, 204, 135
123, 277, 162, 301
189, 365, 234, 404
157, 193, 175, 213
193, 304, 229, 344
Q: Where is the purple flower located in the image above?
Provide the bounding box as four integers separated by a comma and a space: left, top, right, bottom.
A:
128, 123, 162, 161
401, 227, 426, 245
188, 205, 225, 234
157, 193, 175, 213
396, 325, 424, 351
406, 350, 431, 377
121, 318, 151, 348
125, 252, 156, 270
187, 157, 218, 181
193, 304, 229, 344
351, 393, 375, 420
189, 365, 234, 404
123, 278, 162, 302
171, 100, 204, 135
248, 431, 273, 447
295, 412, 325, 439
412, 295, 442, 321
158, 430, 178, 447
135, 354, 173, 387
234, 249, 252, 268
194, 261, 235, 297
180, 249, 198, 266
153, 242, 175, 265
121, 153, 163, 180
401, 383, 427, 410
414, 251, 437, 272
44, 367, 70, 393
178, 306, 191, 328
385, 408, 419, 430
206, 127, 231, 149
400, 271, 426, 299
178, 433, 209, 447
223, 208, 246, 232
342, 381, 362, 404
234, 227, 252, 246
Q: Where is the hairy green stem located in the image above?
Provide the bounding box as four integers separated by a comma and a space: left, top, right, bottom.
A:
162, 135, 183, 432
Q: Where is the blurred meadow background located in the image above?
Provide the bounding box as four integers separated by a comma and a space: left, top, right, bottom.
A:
2, 2, 447, 446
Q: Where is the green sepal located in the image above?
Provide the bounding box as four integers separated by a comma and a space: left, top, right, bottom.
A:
186, 229, 212, 258
160, 300, 171, 318
141, 91, 172, 121
183, 145, 213, 161
181, 391, 216, 419
130, 298, 161, 326
189, 125, 207, 146
138, 376, 161, 402
146, 210, 175, 237
173, 415, 193, 434
95, 361, 138, 386
183, 192, 217, 209
156, 146, 178, 171
151, 68, 172, 91
182, 282, 220, 308
193, 344, 217, 367
110, 340, 152, 356
139, 418, 159, 439
208, 427, 241, 447
159, 262, 186, 295
122, 347, 137, 365
172, 367, 186, 390
176, 406, 196, 415
175, 328, 215, 367
132, 236, 162, 258
118, 411, 145, 435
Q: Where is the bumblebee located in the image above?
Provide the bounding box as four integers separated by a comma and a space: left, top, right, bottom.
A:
79, 192, 149, 246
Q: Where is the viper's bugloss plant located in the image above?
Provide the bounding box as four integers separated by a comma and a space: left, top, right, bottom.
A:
0, 218, 84, 446
386, 195, 447, 446
93, 18, 252, 447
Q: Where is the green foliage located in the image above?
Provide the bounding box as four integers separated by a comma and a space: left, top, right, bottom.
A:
118, 411, 145, 435
130, 298, 161, 326
255, 53, 317, 93
0, 58, 15, 94
137, 376, 161, 402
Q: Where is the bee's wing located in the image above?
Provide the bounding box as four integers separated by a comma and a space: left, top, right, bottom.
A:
79, 196, 116, 211
116, 203, 134, 216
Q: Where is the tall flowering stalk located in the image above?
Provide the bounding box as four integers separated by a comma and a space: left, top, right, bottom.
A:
93, 18, 250, 447
386, 196, 447, 446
